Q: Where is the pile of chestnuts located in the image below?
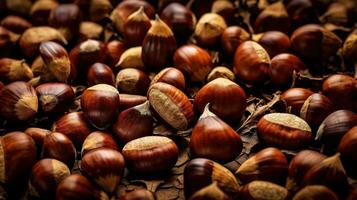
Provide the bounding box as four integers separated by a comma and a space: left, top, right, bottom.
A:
0, 0, 357, 199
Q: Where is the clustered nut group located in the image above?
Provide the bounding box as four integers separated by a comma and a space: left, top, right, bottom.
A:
0, 0, 356, 200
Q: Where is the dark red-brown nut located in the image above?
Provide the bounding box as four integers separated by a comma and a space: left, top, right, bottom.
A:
233, 41, 271, 85
300, 93, 334, 131
0, 132, 37, 187
207, 66, 235, 82
52, 112, 92, 149
338, 126, 357, 179
194, 78, 246, 124
290, 24, 342, 62
302, 154, 348, 196
286, 0, 319, 28
269, 53, 307, 88
150, 67, 186, 91
112, 101, 153, 145
286, 150, 326, 193
0, 58, 33, 83
1, 15, 32, 34
173, 44, 213, 82
211, 0, 235, 24
87, 63, 115, 87
42, 132, 76, 168
49, 4, 82, 41
80, 148, 125, 193
30, 0, 58, 26
160, 2, 196, 44
28, 159, 70, 199
281, 88, 314, 115
322, 74, 357, 111
194, 13, 227, 48
106, 40, 126, 68
236, 147, 288, 185
120, 189, 156, 200
116, 68, 151, 95
56, 174, 109, 200
79, 21, 103, 41
147, 82, 194, 130
347, 188, 357, 200
292, 185, 339, 200
254, 31, 291, 58
254, 1, 291, 34
81, 84, 120, 130
122, 136, 178, 174
116, 46, 144, 70
189, 182, 232, 200
142, 15, 177, 71
25, 127, 51, 153
257, 113, 312, 149
19, 26, 67, 58
190, 104, 242, 163
316, 110, 357, 149
0, 81, 38, 121
240, 181, 291, 200
123, 6, 151, 47
81, 0, 113, 22
184, 158, 240, 199
221, 26, 250, 56
0, 26, 19, 57
119, 93, 147, 111
81, 131, 118, 157
36, 83, 74, 113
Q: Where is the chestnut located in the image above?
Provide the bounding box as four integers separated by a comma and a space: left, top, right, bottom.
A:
184, 158, 240, 199
29, 158, 70, 199
79, 21, 103, 41
147, 82, 194, 130
0, 26, 19, 57
116, 68, 151, 95
119, 93, 147, 111
254, 31, 291, 58
286, 150, 326, 193
120, 189, 156, 200
81, 131, 118, 157
233, 41, 271, 85
211, 0, 235, 24
240, 181, 291, 200
173, 44, 213, 82
286, 0, 319, 28
105, 40, 126, 68
292, 185, 339, 200
257, 113, 312, 149
36, 82, 75, 113
81, 84, 120, 130
236, 147, 288, 185
190, 104, 242, 163
30, 0, 58, 26
25, 127, 51, 153
221, 26, 250, 56
116, 46, 144, 70
5, 0, 32, 16
206, 66, 235, 82
0, 58, 34, 83
142, 15, 177, 71
112, 101, 153, 145
56, 174, 109, 200
281, 88, 314, 115
31, 56, 56, 84
150, 67, 186, 91
194, 13, 227, 48
189, 182, 231, 200
52, 112, 92, 149
80, 148, 125, 193
122, 136, 178, 174
87, 63, 116, 86
42, 132, 76, 168
194, 78, 246, 124
0, 15, 32, 34
82, 0, 112, 22
338, 126, 357, 179
0, 81, 38, 121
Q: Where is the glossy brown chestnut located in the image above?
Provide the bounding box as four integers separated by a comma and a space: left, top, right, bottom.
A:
322, 74, 357, 111
105, 40, 126, 68
81, 131, 118, 157
194, 13, 227, 48
119, 93, 147, 111
236, 147, 288, 185
116, 46, 144, 70
147, 82, 194, 130
0, 15, 32, 34
25, 127, 51, 153
142, 15, 177, 71
184, 158, 240, 199
56, 174, 109, 200
122, 136, 178, 174
233, 41, 271, 85
206, 66, 235, 82
194, 78, 246, 123
42, 132, 76, 168
281, 88, 314, 115
81, 84, 120, 129
116, 68, 150, 95
286, 0, 319, 28
254, 31, 291, 58
29, 159, 70, 199
211, 0, 235, 24
221, 26, 250, 56
0, 81, 38, 121
316, 110, 357, 149
112, 101, 153, 145
292, 185, 339, 200
119, 189, 155, 200
36, 82, 75, 113
338, 126, 357, 179
189, 182, 232, 200
150, 67, 186, 91
0, 26, 19, 57
30, 0, 58, 26
286, 150, 326, 193
123, 6, 151, 47
81, 148, 125, 193
257, 113, 312, 149
31, 56, 56, 84
52, 112, 92, 149
240, 181, 290, 200
87, 63, 115, 86
0, 58, 33, 83
173, 44, 213, 82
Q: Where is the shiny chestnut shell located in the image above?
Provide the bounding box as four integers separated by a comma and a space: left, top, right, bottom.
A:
194, 13, 227, 48
106, 40, 126, 68
81, 131, 118, 157
150, 67, 186, 91
281, 88, 314, 115
256, 31, 291, 58
119, 93, 147, 111
87, 63, 116, 87
0, 15, 32, 34
221, 26, 250, 56
24, 127, 51, 153
338, 126, 357, 179
292, 185, 339, 200
119, 189, 155, 200
116, 68, 150, 95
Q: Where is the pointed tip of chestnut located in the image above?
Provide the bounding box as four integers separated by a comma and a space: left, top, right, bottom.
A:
148, 14, 174, 37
